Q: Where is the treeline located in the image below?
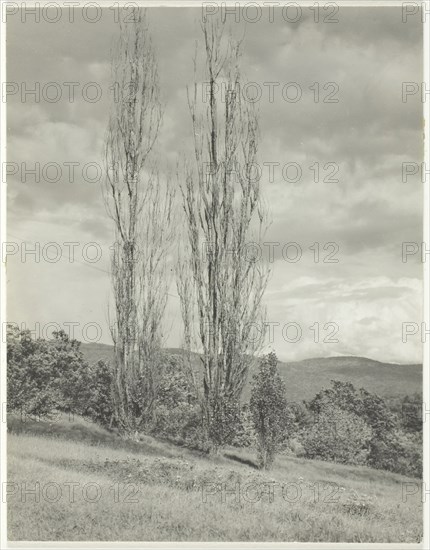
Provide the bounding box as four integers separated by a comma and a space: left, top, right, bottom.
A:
7, 327, 422, 478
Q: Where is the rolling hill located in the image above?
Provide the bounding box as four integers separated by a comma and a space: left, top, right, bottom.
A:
80, 342, 422, 402
7, 414, 422, 542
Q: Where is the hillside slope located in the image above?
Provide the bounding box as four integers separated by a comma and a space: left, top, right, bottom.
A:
7, 415, 422, 542
80, 343, 422, 401
273, 356, 422, 402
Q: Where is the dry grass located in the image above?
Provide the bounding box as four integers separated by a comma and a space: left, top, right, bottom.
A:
6, 415, 423, 542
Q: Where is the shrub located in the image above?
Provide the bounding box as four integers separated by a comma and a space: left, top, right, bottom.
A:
309, 381, 397, 438
287, 437, 306, 457
399, 393, 422, 434
231, 404, 256, 448
304, 380, 421, 477
81, 360, 114, 428
301, 404, 372, 465
341, 490, 375, 516
7, 326, 89, 418
151, 354, 202, 447
369, 430, 422, 477
206, 397, 244, 452
7, 325, 115, 427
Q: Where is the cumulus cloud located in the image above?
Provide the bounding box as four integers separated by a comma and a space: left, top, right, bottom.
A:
6, 7, 424, 363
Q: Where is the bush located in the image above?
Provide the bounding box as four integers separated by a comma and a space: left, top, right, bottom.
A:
309, 381, 397, 438
399, 393, 422, 434
206, 397, 243, 452
286, 437, 306, 457
369, 430, 422, 477
81, 360, 114, 428
231, 404, 256, 448
7, 325, 115, 427
7, 326, 88, 418
150, 354, 249, 452
151, 354, 202, 447
303, 380, 422, 477
302, 404, 372, 465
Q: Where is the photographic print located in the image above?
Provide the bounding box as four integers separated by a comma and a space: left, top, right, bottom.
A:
1, 1, 428, 546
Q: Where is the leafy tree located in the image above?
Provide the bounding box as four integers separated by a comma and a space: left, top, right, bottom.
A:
7, 326, 88, 418
7, 325, 52, 416
308, 380, 397, 466
302, 404, 372, 465
304, 380, 421, 476
309, 380, 396, 434
7, 325, 114, 427
250, 352, 289, 469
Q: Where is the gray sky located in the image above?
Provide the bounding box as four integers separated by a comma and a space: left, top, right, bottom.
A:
6, 6, 424, 363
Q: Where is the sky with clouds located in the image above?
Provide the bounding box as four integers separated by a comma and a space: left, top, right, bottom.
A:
5, 5, 424, 363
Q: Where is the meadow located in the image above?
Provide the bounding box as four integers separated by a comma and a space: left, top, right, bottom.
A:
6, 414, 423, 542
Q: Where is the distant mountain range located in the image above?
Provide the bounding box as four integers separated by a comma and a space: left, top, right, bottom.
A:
80, 343, 422, 402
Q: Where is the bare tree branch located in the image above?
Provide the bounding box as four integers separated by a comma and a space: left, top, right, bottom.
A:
177, 17, 269, 451
103, 7, 174, 437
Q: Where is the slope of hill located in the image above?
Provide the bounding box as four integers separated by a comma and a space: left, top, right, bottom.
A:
80, 343, 422, 401
80, 342, 116, 365
7, 415, 422, 542
272, 356, 422, 403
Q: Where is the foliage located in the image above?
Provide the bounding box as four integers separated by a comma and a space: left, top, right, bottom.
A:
368, 430, 422, 478
303, 380, 422, 477
206, 397, 243, 453
155, 355, 196, 409
7, 325, 114, 427
250, 352, 289, 469
7, 326, 88, 418
286, 401, 312, 436
149, 355, 250, 452
302, 404, 372, 465
231, 404, 256, 448
81, 359, 114, 428
150, 354, 201, 447
398, 393, 422, 434
8, 323, 422, 479
308, 380, 397, 435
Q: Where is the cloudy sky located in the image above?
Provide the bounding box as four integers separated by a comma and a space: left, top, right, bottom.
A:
6, 5, 424, 363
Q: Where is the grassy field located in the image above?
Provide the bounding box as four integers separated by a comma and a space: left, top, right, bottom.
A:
7, 415, 423, 542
